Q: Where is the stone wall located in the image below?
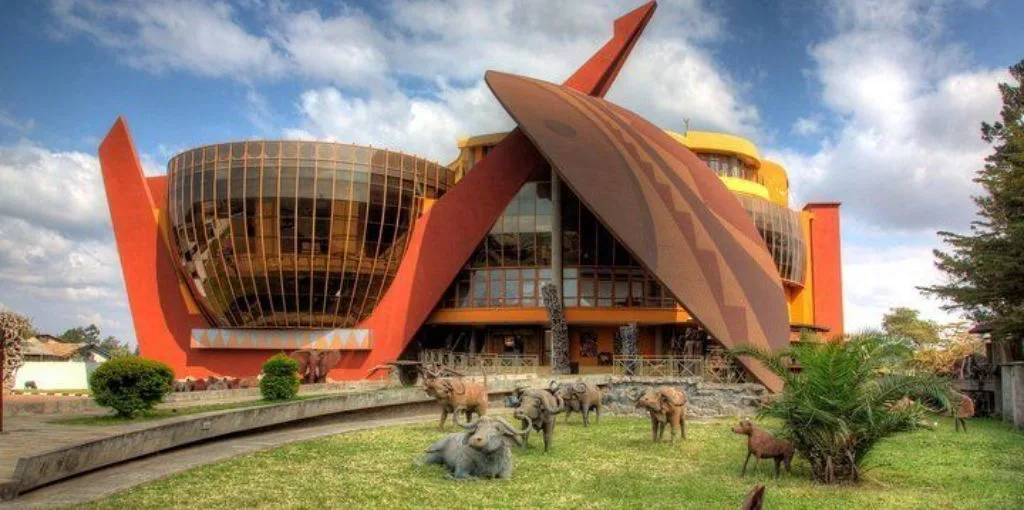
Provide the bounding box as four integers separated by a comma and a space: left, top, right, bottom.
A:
600, 378, 766, 418
536, 375, 766, 419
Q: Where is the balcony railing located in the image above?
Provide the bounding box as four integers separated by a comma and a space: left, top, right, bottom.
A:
612, 355, 747, 383
419, 349, 539, 375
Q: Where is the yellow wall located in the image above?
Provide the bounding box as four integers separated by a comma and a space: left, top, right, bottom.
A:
666, 130, 761, 168
720, 176, 770, 200
759, 160, 790, 207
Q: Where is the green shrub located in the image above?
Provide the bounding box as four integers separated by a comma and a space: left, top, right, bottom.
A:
88, 356, 174, 417
260, 354, 299, 401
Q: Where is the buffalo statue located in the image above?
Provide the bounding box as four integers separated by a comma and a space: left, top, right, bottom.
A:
418, 414, 529, 480
549, 379, 603, 426
510, 386, 562, 453
634, 386, 688, 443
423, 375, 489, 430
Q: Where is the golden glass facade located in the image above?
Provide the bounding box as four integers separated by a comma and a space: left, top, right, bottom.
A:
735, 194, 806, 284
441, 171, 678, 310
167, 141, 454, 328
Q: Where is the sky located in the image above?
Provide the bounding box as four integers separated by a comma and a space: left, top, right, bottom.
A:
0, 0, 1021, 346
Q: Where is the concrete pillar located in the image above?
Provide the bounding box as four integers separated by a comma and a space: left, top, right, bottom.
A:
803, 202, 844, 339
1004, 362, 1024, 429
1001, 363, 1013, 423
654, 326, 664, 356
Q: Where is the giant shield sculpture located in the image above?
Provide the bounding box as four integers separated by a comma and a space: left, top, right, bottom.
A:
484, 71, 789, 391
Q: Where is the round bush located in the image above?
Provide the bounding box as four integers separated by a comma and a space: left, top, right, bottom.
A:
260, 354, 299, 401
88, 356, 174, 417
262, 353, 299, 377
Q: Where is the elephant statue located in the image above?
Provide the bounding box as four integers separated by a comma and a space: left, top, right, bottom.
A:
289, 349, 342, 384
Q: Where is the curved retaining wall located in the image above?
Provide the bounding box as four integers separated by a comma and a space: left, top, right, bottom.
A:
3, 376, 760, 500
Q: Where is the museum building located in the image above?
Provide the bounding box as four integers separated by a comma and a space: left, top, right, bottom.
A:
96, 1, 841, 388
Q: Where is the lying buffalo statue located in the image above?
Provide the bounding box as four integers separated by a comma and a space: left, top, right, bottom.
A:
418, 414, 529, 479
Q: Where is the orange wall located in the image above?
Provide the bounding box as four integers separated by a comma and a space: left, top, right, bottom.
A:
804, 202, 844, 338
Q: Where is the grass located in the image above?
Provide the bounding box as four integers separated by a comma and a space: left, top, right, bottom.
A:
51, 395, 317, 426
75, 415, 1023, 509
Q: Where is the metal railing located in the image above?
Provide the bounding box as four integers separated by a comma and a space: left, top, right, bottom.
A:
419, 349, 540, 375
611, 355, 747, 383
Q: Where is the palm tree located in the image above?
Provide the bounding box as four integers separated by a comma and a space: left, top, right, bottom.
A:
731, 331, 953, 484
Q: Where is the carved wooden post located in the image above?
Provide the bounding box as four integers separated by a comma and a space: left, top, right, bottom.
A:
616, 322, 639, 376
541, 282, 570, 374
2, 312, 31, 432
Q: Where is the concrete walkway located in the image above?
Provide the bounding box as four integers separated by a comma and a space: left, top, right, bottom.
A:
2, 411, 437, 509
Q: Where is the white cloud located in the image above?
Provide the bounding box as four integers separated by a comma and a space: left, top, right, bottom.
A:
791, 117, 821, 137
273, 8, 389, 88
50, 0, 759, 161
0, 140, 110, 236
778, 0, 1003, 232
841, 234, 960, 331
0, 140, 134, 344
283, 0, 758, 162
284, 79, 512, 163
772, 0, 1000, 332
0, 215, 132, 342
49, 0, 287, 79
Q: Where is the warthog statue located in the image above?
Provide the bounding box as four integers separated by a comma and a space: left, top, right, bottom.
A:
510, 387, 562, 452
634, 386, 688, 443
955, 393, 975, 433
732, 418, 794, 479
549, 379, 603, 426
418, 414, 529, 479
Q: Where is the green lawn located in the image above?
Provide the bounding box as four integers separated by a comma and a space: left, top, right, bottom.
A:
52, 396, 317, 426
77, 416, 1023, 509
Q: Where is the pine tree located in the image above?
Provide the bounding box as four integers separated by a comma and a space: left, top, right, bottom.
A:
922, 59, 1024, 360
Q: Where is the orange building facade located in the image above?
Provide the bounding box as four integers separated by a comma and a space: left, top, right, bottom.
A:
429, 129, 843, 373
96, 2, 842, 389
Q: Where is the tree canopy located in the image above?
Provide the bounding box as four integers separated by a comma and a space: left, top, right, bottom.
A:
922, 59, 1024, 359
60, 324, 132, 358
881, 307, 940, 347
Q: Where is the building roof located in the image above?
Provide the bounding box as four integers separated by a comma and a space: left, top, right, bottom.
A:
22, 336, 99, 359
22, 337, 54, 357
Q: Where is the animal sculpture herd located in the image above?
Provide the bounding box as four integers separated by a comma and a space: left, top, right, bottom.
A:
416, 372, 789, 483
416, 372, 973, 491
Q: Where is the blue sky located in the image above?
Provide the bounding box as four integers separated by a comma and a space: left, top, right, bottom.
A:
0, 0, 1021, 345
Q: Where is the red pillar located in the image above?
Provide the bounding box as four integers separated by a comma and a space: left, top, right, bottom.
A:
98, 118, 213, 377
804, 202, 844, 339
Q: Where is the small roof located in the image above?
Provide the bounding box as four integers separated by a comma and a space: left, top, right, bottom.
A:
22, 337, 53, 357
22, 336, 92, 359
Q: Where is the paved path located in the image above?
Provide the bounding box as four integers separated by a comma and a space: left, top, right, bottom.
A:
2, 412, 437, 509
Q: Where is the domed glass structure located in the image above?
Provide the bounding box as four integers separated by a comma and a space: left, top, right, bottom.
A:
167, 140, 454, 328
